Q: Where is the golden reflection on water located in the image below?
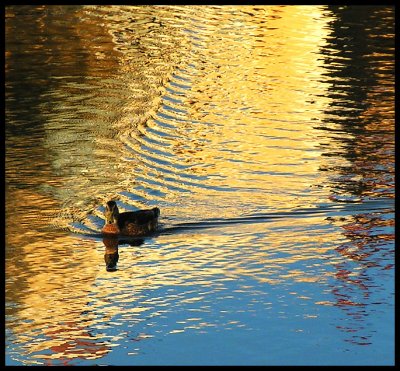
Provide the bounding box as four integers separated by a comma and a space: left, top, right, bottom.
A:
6, 211, 346, 363
6, 5, 394, 366
106, 5, 339, 224
182, 6, 333, 205
5, 5, 337, 225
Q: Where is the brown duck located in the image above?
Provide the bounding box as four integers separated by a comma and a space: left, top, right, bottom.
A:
101, 200, 160, 236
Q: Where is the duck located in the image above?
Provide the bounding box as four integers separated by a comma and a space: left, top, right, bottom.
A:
101, 200, 160, 236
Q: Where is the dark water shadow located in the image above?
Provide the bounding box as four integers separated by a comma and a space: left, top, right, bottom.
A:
162, 199, 393, 234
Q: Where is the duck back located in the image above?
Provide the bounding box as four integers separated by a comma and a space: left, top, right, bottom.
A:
117, 207, 160, 229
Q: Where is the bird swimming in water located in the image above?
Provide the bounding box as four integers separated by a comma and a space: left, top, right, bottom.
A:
101, 200, 160, 236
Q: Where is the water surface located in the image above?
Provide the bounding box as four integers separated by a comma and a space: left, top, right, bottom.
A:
5, 5, 394, 366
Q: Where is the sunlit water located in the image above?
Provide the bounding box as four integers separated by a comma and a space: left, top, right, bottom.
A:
5, 5, 394, 366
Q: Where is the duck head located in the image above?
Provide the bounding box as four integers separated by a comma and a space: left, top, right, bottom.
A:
104, 201, 119, 224
102, 201, 120, 234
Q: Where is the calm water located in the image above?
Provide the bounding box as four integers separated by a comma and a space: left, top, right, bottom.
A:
5, 5, 394, 366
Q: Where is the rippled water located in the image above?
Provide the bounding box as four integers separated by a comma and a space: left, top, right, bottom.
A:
5, 5, 394, 365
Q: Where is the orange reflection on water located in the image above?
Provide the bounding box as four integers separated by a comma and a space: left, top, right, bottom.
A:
6, 187, 111, 363
5, 4, 394, 365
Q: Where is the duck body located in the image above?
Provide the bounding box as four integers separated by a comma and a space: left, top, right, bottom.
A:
102, 201, 160, 236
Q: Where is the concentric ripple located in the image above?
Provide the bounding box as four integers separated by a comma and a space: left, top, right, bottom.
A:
6, 5, 394, 366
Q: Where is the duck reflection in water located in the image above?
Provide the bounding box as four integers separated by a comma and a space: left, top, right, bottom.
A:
102, 236, 145, 271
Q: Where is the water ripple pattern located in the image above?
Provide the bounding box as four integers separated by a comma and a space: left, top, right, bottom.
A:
5, 5, 394, 366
